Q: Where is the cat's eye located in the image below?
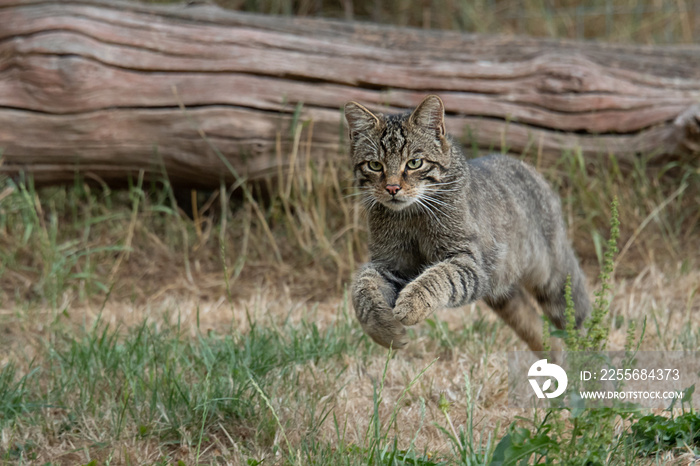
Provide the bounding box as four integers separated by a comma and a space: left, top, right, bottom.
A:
367, 161, 383, 171
406, 158, 423, 170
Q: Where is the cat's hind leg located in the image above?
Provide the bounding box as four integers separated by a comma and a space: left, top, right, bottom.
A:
352, 264, 407, 349
533, 248, 591, 331
485, 287, 545, 352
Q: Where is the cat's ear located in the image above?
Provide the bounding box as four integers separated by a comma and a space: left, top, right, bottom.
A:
345, 102, 380, 140
409, 95, 445, 138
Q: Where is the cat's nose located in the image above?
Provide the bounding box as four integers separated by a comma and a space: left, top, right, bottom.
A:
385, 184, 401, 196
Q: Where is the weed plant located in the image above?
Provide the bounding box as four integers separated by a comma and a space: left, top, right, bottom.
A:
490, 198, 700, 465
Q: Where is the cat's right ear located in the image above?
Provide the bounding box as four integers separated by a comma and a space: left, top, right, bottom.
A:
344, 102, 379, 141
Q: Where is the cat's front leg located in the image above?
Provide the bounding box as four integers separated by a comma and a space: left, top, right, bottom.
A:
352, 264, 407, 349
393, 254, 486, 326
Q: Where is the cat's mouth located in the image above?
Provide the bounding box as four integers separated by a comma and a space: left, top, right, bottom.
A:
381, 196, 415, 211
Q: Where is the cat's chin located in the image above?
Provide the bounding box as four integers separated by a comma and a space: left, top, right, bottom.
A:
380, 198, 416, 211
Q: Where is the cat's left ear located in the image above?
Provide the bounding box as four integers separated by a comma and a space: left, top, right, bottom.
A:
409, 95, 446, 138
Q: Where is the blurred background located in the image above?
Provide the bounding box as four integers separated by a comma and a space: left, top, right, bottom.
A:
147, 0, 700, 43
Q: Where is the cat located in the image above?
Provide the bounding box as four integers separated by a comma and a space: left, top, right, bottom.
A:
345, 95, 590, 352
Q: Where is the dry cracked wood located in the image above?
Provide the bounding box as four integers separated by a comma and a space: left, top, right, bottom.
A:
1, 0, 699, 187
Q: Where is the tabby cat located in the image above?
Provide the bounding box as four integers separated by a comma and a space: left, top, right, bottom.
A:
345, 95, 590, 351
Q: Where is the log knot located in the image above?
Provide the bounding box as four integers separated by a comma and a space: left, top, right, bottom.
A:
538, 71, 584, 94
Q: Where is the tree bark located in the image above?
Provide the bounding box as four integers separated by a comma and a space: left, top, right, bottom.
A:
1, 0, 699, 187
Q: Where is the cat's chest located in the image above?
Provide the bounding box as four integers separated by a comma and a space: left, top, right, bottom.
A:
368, 217, 448, 278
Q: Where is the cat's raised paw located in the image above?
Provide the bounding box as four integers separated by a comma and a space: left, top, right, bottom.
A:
361, 308, 407, 349
393, 286, 433, 326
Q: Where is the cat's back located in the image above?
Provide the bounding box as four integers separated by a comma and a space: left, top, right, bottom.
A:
467, 153, 544, 186
464, 153, 564, 238
466, 154, 558, 208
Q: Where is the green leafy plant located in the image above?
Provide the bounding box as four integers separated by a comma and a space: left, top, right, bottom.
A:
629, 397, 700, 456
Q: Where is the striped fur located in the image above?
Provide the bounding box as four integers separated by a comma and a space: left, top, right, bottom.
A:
345, 95, 590, 351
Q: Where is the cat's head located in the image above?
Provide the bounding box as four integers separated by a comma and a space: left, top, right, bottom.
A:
344, 95, 454, 212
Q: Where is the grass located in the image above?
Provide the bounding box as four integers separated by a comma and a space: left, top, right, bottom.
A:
0, 137, 698, 463
0, 313, 360, 463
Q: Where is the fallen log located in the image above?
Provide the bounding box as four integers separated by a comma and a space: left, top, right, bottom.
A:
0, 0, 699, 187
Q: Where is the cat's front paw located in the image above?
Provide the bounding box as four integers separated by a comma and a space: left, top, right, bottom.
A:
393, 284, 434, 326
361, 307, 407, 349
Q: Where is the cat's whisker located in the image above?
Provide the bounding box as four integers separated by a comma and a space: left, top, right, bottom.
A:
422, 179, 461, 187
424, 185, 463, 194
421, 181, 461, 190
341, 186, 366, 193
423, 202, 451, 215
414, 198, 447, 230
419, 197, 453, 226
425, 186, 462, 193
424, 186, 461, 194
360, 196, 378, 212
344, 191, 372, 199
420, 193, 453, 210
